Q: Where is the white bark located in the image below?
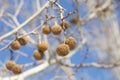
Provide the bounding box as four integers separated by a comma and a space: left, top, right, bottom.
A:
0, 1, 49, 42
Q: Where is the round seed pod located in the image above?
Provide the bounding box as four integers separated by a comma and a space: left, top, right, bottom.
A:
12, 64, 22, 74
6, 60, 16, 70
60, 20, 70, 30
18, 36, 28, 46
33, 50, 44, 60
65, 37, 76, 50
51, 25, 62, 35
69, 17, 79, 24
56, 43, 70, 56
10, 40, 21, 50
37, 42, 48, 52
42, 25, 51, 35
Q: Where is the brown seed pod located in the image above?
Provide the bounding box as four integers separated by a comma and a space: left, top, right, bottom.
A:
18, 36, 28, 46
12, 64, 22, 74
69, 17, 79, 24
42, 25, 51, 35
51, 25, 62, 35
6, 60, 16, 70
65, 37, 76, 50
10, 40, 21, 50
33, 50, 44, 60
60, 20, 70, 30
67, 12, 73, 16
37, 42, 48, 52
56, 43, 70, 56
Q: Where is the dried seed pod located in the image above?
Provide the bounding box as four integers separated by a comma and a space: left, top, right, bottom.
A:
12, 64, 22, 74
60, 20, 70, 30
18, 36, 28, 46
6, 60, 16, 70
37, 42, 48, 52
10, 40, 21, 50
51, 25, 62, 35
69, 17, 79, 24
42, 25, 51, 35
67, 12, 73, 16
65, 37, 76, 50
33, 50, 44, 60
56, 43, 70, 56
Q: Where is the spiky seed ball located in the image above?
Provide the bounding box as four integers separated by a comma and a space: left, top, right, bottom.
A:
56, 43, 70, 56
12, 64, 22, 74
42, 25, 51, 35
69, 17, 79, 24
37, 42, 48, 52
60, 20, 70, 30
51, 25, 62, 35
10, 40, 21, 50
18, 36, 28, 46
6, 60, 16, 70
33, 50, 44, 60
65, 37, 76, 50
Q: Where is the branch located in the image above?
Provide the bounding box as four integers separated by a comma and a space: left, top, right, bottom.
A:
2, 37, 86, 80
14, 0, 24, 16
0, 1, 50, 42
60, 62, 120, 69
0, 15, 56, 53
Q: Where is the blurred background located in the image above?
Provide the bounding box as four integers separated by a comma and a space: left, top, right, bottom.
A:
0, 0, 120, 80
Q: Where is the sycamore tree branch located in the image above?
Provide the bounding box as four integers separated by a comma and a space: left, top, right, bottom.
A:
0, 13, 57, 53
0, 1, 49, 42
61, 65, 76, 80
60, 62, 120, 69
2, 36, 86, 80
14, 0, 24, 16
0, 1, 115, 80
3, 34, 120, 80
12, 17, 37, 45
0, 14, 57, 53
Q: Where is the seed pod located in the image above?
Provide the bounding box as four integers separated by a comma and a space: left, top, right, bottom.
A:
69, 17, 79, 24
10, 40, 21, 50
33, 50, 44, 60
51, 25, 62, 35
56, 43, 70, 56
37, 42, 48, 52
65, 37, 76, 50
67, 12, 72, 16
42, 25, 51, 35
18, 36, 28, 46
12, 64, 22, 74
6, 60, 16, 70
60, 20, 70, 30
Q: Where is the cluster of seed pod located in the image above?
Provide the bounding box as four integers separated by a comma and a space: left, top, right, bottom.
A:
6, 36, 28, 74
41, 18, 77, 57
10, 36, 28, 50
7, 12, 78, 74
33, 23, 68, 60
42, 20, 71, 35
33, 41, 48, 60
6, 60, 22, 74
42, 24, 62, 35
56, 37, 76, 56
